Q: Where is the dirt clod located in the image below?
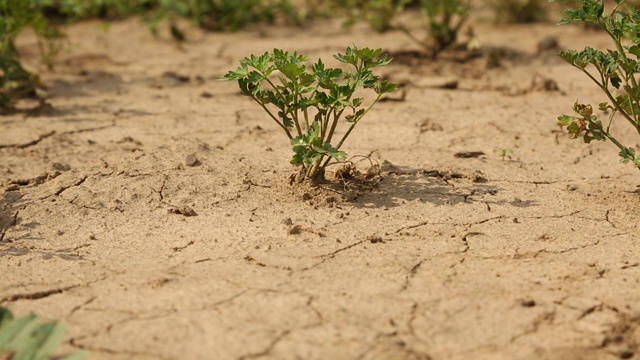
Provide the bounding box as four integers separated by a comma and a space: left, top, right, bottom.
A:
168, 206, 198, 217
185, 153, 198, 166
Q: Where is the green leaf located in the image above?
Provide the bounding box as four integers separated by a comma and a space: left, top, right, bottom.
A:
375, 80, 400, 95
566, 122, 581, 134
0, 308, 13, 328
629, 45, 640, 58
619, 147, 637, 163
31, 322, 67, 360
610, 75, 622, 88
0, 314, 37, 348
557, 115, 576, 126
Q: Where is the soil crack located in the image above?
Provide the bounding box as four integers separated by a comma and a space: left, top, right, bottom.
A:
0, 131, 56, 149
395, 216, 506, 233
55, 175, 88, 196
0, 283, 80, 303
238, 330, 292, 360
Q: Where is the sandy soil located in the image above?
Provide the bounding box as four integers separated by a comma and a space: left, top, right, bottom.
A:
1, 9, 640, 360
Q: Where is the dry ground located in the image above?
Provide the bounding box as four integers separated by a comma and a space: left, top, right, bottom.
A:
1, 9, 640, 360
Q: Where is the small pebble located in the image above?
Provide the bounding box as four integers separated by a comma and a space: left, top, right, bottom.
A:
520, 299, 536, 307
185, 153, 198, 166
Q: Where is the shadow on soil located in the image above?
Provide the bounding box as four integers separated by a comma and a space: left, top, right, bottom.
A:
352, 163, 537, 209
0, 190, 24, 243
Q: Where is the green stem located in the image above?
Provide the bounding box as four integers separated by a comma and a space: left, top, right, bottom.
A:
252, 97, 293, 140
578, 65, 638, 131
600, 20, 640, 134
292, 85, 303, 137
303, 107, 310, 133
325, 108, 345, 145
321, 107, 333, 140
603, 130, 628, 154
320, 95, 382, 169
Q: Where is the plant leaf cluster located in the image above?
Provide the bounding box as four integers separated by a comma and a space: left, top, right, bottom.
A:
553, 0, 640, 170
223, 47, 398, 181
0, 307, 86, 360
488, 0, 548, 23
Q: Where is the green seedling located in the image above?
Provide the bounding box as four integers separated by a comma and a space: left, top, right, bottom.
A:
0, 307, 86, 360
0, 0, 58, 109
553, 0, 640, 170
487, 0, 547, 23
337, 0, 411, 32
395, 0, 471, 57
145, 0, 301, 37
325, 0, 470, 57
495, 147, 513, 160
223, 47, 398, 183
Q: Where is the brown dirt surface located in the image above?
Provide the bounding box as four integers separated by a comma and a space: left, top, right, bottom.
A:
2, 10, 640, 360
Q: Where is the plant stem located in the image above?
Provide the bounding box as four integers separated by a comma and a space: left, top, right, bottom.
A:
600, 19, 640, 134
252, 97, 293, 139
320, 95, 382, 169
577, 65, 639, 133
292, 85, 303, 137
303, 107, 310, 133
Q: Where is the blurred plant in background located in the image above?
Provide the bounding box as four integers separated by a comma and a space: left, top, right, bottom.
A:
323, 0, 471, 57
0, 0, 57, 110
486, 0, 548, 23
3, 0, 608, 111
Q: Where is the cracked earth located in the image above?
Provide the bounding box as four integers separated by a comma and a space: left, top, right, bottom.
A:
2, 9, 640, 360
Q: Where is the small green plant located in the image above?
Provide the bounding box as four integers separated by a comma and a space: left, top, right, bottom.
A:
144, 0, 302, 37
0, 307, 86, 360
495, 147, 513, 160
324, 0, 470, 57
0, 0, 54, 110
553, 0, 640, 171
393, 0, 471, 57
487, 0, 548, 23
336, 0, 411, 32
421, 0, 471, 54
222, 47, 398, 183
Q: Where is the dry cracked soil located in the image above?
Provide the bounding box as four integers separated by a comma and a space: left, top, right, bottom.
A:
1, 7, 640, 360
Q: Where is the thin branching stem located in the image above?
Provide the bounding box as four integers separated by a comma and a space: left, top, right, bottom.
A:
252, 97, 293, 139
577, 65, 638, 129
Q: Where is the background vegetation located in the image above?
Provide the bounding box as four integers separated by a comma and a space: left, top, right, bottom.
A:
0, 0, 586, 111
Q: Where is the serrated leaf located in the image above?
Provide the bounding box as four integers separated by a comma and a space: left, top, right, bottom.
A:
566, 122, 581, 134
629, 45, 640, 58
375, 80, 399, 95
557, 115, 576, 125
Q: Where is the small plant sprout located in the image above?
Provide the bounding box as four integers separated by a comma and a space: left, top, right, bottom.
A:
553, 0, 640, 171
396, 0, 471, 57
222, 47, 398, 183
495, 147, 513, 160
